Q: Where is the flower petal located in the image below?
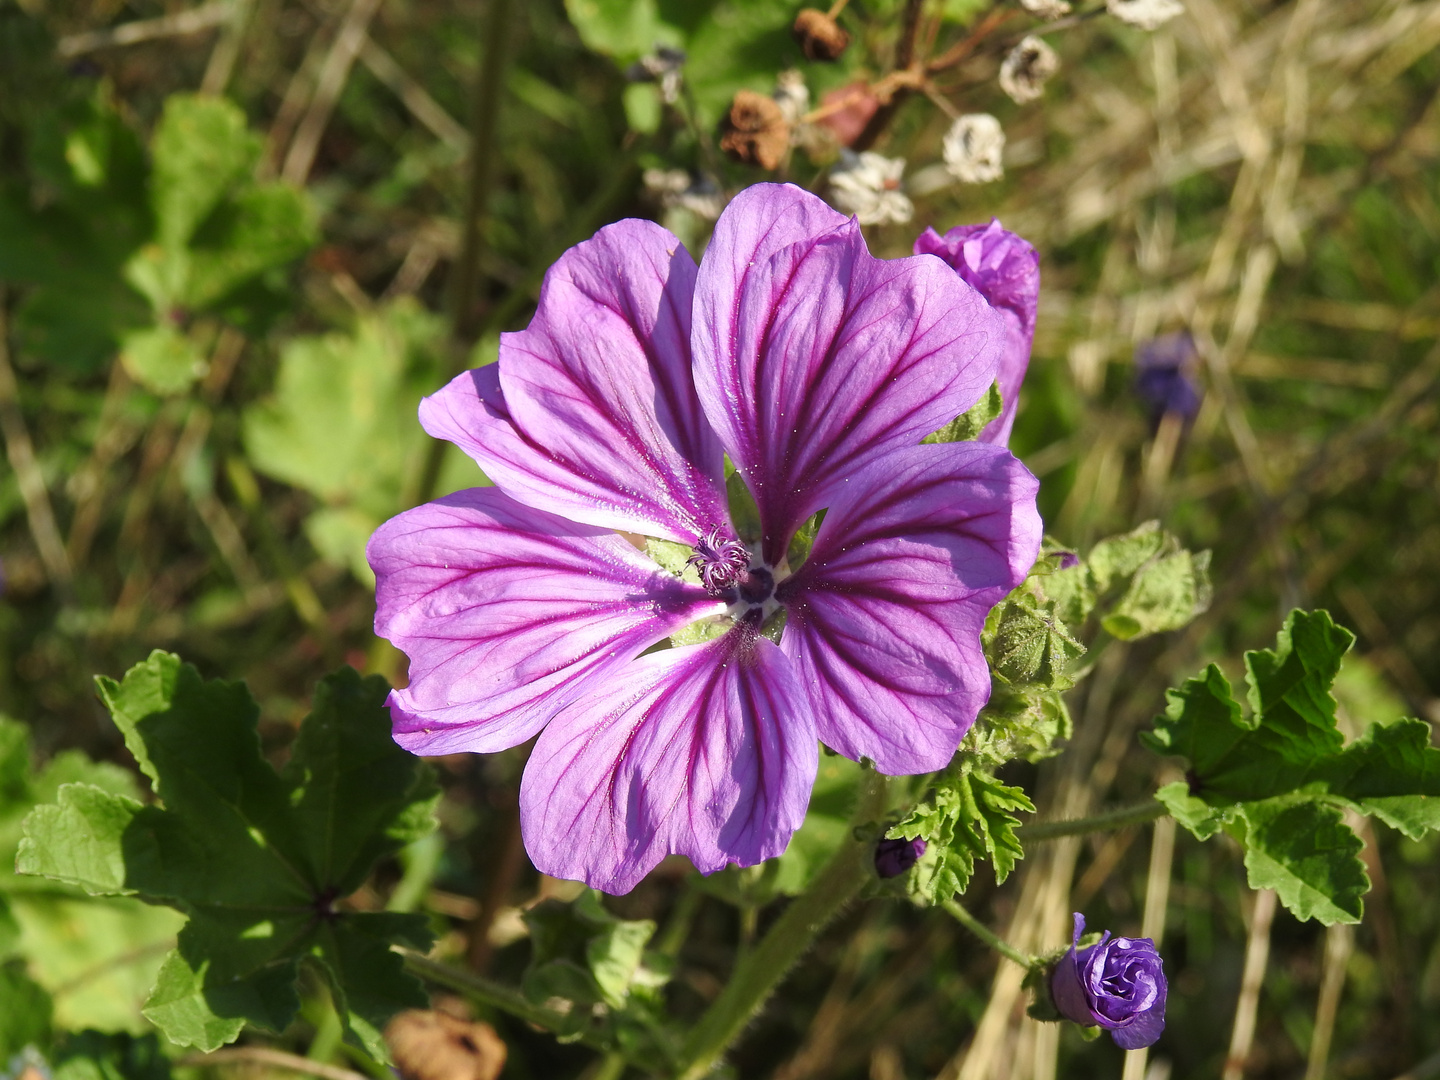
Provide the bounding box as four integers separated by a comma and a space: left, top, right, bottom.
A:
776, 442, 1041, 773
914, 220, 1039, 446
519, 624, 818, 893
368, 488, 722, 755
419, 219, 727, 542
1110, 996, 1166, 1049
694, 183, 1006, 562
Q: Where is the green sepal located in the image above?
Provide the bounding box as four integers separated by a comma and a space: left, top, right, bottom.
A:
985, 595, 1085, 692
645, 538, 701, 584
726, 471, 762, 546
923, 381, 1003, 443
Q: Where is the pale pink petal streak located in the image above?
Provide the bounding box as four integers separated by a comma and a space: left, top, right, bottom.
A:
419, 219, 727, 543
520, 626, 817, 893
694, 184, 1005, 562
368, 488, 723, 756
777, 443, 1042, 774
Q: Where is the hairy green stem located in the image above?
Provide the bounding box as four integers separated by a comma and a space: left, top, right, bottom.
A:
448, 0, 515, 345
943, 899, 1035, 968
674, 772, 890, 1080
1020, 800, 1168, 841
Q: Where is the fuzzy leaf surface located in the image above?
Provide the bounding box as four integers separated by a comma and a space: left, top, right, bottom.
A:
1144, 610, 1440, 924
17, 652, 438, 1055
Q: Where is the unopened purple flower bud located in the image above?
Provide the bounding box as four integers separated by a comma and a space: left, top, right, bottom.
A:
1050, 913, 1166, 1049
1133, 331, 1201, 429
874, 836, 926, 878
1055, 551, 1080, 570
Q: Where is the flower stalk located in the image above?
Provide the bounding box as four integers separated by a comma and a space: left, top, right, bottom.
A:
943, 899, 1036, 968
675, 771, 890, 1080
1020, 800, 1168, 841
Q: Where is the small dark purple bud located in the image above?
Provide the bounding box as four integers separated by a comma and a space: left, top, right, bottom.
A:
874, 836, 926, 878
1055, 551, 1080, 570
1133, 331, 1201, 430
1050, 913, 1166, 1049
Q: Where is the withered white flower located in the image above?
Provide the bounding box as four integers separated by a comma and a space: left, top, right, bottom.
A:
943, 114, 1006, 184
627, 46, 686, 104
642, 168, 727, 220
1107, 0, 1184, 30
999, 35, 1059, 104
1021, 0, 1072, 18
828, 151, 914, 226
773, 69, 811, 126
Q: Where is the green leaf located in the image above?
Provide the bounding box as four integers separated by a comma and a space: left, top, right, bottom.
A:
183, 183, 316, 309
786, 509, 825, 572
8, 894, 182, 1034
243, 302, 472, 580
0, 959, 52, 1057
119, 324, 207, 396
1145, 610, 1440, 925
1035, 562, 1095, 628
1101, 548, 1211, 640
564, 0, 680, 59
1142, 611, 1355, 805
0, 715, 177, 1034
17, 653, 438, 1053
522, 890, 658, 1014
1318, 718, 1440, 839
968, 687, 1072, 767
890, 764, 1034, 902
150, 95, 260, 251
1242, 609, 1353, 757
53, 1031, 173, 1080
0, 895, 18, 956
1239, 798, 1368, 925
0, 91, 152, 371
1087, 521, 1166, 593
923, 381, 1003, 443
1153, 781, 1233, 841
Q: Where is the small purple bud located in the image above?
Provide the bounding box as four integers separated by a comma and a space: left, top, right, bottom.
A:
1133, 332, 1201, 429
874, 836, 926, 878
1055, 551, 1080, 570
1050, 913, 1166, 1049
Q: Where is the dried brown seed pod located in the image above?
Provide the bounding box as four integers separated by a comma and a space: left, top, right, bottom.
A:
385, 1009, 507, 1080
719, 90, 790, 170
792, 9, 850, 62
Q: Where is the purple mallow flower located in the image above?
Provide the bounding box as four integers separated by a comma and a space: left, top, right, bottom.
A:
1134, 331, 1201, 428
875, 837, 927, 878
368, 184, 1042, 894
1050, 913, 1167, 1049
913, 220, 1040, 447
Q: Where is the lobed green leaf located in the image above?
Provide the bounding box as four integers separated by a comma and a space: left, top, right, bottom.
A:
17, 653, 438, 1054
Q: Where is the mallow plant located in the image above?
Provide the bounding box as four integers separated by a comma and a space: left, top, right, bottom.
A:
17, 183, 1440, 1078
